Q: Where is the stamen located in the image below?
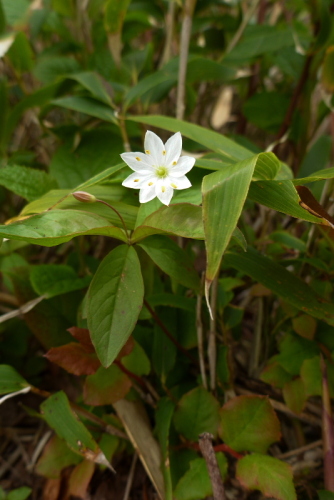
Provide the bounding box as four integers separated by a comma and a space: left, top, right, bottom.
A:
148, 182, 153, 186
172, 161, 177, 165
134, 179, 139, 182
171, 183, 177, 188
145, 150, 150, 154
135, 157, 141, 161
161, 186, 166, 193
162, 150, 166, 155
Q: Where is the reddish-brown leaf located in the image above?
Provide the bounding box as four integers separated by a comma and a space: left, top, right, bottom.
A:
67, 327, 94, 352
45, 343, 100, 375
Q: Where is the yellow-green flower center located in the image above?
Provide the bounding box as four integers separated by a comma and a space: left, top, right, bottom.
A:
156, 166, 169, 178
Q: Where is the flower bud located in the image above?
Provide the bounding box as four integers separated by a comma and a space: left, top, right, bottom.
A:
72, 191, 97, 203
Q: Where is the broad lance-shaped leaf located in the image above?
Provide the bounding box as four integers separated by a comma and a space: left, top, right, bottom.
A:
0, 210, 127, 246
202, 154, 260, 311
138, 235, 200, 291
236, 454, 296, 500
248, 180, 321, 224
127, 115, 252, 162
40, 391, 113, 470
87, 245, 144, 367
225, 247, 334, 325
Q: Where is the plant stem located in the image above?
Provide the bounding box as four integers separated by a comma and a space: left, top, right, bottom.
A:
95, 199, 130, 242
197, 273, 208, 389
144, 300, 197, 364
176, 0, 197, 120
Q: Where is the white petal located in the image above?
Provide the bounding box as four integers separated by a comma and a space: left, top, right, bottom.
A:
165, 132, 182, 165
169, 156, 195, 177
139, 185, 157, 203
122, 172, 153, 189
156, 184, 174, 206
144, 131, 166, 166
168, 175, 192, 190
120, 152, 154, 173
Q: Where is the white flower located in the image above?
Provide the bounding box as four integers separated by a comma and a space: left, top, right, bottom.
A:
121, 131, 195, 206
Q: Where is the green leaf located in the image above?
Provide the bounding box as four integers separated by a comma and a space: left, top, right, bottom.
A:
236, 454, 296, 500
276, 333, 319, 376
34, 56, 81, 84
6, 31, 33, 72
203, 154, 258, 287
83, 365, 132, 405
155, 398, 175, 500
322, 47, 334, 93
248, 180, 321, 224
0, 365, 30, 395
7, 487, 32, 500
49, 129, 123, 188
174, 387, 220, 441
35, 435, 82, 478
87, 245, 144, 367
152, 315, 177, 382
127, 115, 252, 162
104, 0, 131, 33
132, 204, 204, 243
0, 210, 127, 246
243, 92, 289, 133
300, 356, 334, 397
52, 96, 117, 124
1, 0, 29, 26
224, 25, 294, 62
40, 391, 110, 467
318, 490, 334, 500
138, 235, 200, 291
67, 71, 112, 105
174, 454, 228, 500
282, 378, 306, 414
219, 395, 281, 453
30, 264, 91, 298
121, 341, 150, 376
224, 247, 334, 325
0, 166, 57, 201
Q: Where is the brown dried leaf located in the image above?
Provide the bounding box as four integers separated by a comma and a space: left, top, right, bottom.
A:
45, 343, 100, 375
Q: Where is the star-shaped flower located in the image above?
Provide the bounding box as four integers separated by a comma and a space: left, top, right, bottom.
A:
121, 131, 195, 206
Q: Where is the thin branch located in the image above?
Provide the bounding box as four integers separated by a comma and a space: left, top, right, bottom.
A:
144, 300, 197, 364
176, 0, 197, 120
225, 0, 261, 54
199, 433, 226, 500
159, 0, 176, 68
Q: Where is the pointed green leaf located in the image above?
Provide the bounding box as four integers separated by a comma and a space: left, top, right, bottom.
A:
0, 210, 127, 246
225, 247, 334, 325
203, 154, 258, 285
52, 96, 117, 124
40, 391, 109, 467
138, 235, 200, 291
236, 454, 296, 500
249, 180, 321, 223
87, 245, 144, 367
132, 204, 204, 243
0, 365, 30, 395
127, 115, 252, 162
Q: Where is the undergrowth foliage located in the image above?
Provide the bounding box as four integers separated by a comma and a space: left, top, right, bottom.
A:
0, 1, 334, 499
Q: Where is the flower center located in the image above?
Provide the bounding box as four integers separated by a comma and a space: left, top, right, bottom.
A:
155, 166, 169, 179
